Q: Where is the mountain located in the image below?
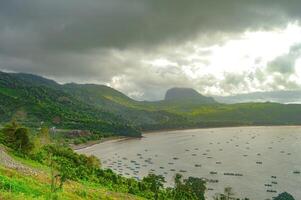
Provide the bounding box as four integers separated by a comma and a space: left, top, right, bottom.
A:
1, 71, 301, 137
214, 90, 301, 104
165, 88, 217, 104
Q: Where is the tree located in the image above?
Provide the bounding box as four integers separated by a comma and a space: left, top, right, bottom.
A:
48, 153, 60, 194
184, 177, 206, 200
173, 174, 197, 200
274, 192, 295, 200
14, 127, 33, 153
1, 121, 18, 146
142, 174, 165, 200
33, 127, 52, 153
1, 122, 33, 154
47, 152, 75, 194
39, 127, 51, 146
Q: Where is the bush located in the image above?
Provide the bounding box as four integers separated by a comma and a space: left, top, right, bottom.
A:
0, 122, 33, 154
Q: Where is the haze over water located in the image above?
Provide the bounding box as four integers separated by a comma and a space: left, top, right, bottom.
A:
78, 126, 301, 199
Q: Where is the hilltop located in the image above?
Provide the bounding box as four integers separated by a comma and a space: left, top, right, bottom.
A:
165, 88, 217, 104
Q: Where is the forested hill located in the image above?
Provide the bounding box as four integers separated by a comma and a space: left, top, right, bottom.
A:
0, 71, 141, 137
1, 71, 301, 137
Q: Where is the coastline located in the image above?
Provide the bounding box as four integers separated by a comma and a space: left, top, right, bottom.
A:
71, 136, 126, 150
142, 124, 301, 134
73, 124, 301, 151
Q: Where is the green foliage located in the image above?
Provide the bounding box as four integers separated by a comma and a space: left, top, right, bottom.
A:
0, 122, 33, 154
0, 168, 46, 198
274, 192, 295, 200
14, 128, 33, 153
0, 71, 141, 138
40, 145, 101, 182
184, 177, 206, 200
171, 174, 205, 200
0, 167, 144, 200
142, 174, 165, 200
1, 122, 18, 146
32, 127, 52, 153
30, 143, 206, 200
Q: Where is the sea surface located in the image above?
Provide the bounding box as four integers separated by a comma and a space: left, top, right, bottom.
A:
77, 126, 301, 199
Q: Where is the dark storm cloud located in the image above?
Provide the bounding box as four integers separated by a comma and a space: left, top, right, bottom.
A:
1, 0, 301, 52
1, 0, 301, 99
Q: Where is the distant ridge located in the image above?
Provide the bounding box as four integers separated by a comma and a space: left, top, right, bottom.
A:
214, 90, 301, 104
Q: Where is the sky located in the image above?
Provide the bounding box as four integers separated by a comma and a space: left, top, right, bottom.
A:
1, 0, 301, 100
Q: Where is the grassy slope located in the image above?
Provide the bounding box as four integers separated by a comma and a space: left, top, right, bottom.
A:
0, 150, 144, 200
0, 167, 143, 200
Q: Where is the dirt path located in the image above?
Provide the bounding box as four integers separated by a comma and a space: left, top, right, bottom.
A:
0, 146, 40, 176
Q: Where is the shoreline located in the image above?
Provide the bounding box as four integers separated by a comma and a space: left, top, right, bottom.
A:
71, 136, 126, 150
73, 124, 301, 151
142, 124, 301, 134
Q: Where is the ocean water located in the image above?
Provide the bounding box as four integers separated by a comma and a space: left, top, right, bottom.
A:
77, 126, 301, 199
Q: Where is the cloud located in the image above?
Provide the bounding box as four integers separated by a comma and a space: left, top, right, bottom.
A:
1, 1, 301, 100
1, 0, 301, 53
267, 44, 301, 74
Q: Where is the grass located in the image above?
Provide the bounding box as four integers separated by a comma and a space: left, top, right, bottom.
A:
0, 167, 48, 200
9, 154, 49, 172
0, 162, 144, 200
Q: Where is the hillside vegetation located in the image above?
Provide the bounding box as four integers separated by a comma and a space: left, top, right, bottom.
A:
1, 71, 301, 140
0, 122, 212, 200
0, 72, 140, 138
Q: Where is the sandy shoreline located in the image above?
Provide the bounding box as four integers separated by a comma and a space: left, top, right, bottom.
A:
71, 136, 126, 150
73, 125, 301, 150
142, 124, 301, 135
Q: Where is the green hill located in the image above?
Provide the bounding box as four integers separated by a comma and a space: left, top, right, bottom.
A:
1, 71, 301, 138
0, 72, 140, 137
